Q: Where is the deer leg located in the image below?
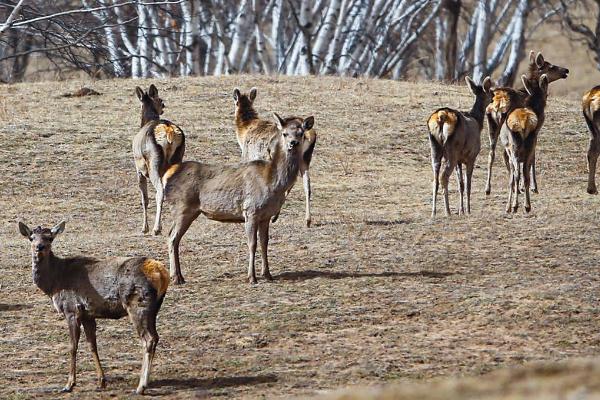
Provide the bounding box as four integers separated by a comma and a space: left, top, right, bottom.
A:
127, 304, 159, 395
302, 169, 312, 227
466, 162, 475, 214
430, 150, 442, 218
257, 219, 272, 281
587, 136, 600, 194
523, 160, 532, 213
245, 216, 258, 285
137, 172, 149, 234
440, 160, 455, 216
512, 159, 521, 213
485, 114, 499, 195
168, 210, 200, 285
455, 164, 465, 215
62, 314, 81, 393
506, 153, 515, 214
82, 318, 105, 388
148, 159, 164, 236
530, 153, 538, 194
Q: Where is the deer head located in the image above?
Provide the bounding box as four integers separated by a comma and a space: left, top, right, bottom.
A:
272, 113, 313, 152
529, 51, 569, 83
19, 221, 65, 258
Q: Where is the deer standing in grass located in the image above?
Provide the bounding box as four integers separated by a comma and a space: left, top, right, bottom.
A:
485, 51, 569, 195
428, 76, 492, 217
132, 84, 185, 235
233, 87, 317, 227
163, 113, 314, 285
500, 75, 549, 213
18, 221, 168, 394
582, 85, 600, 194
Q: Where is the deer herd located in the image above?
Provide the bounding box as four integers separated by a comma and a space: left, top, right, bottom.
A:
16, 50, 600, 394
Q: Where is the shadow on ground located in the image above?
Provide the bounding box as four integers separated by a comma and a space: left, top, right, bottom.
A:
276, 270, 454, 282
0, 304, 32, 312
150, 374, 278, 390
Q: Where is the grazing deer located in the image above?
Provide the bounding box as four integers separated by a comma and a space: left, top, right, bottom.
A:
500, 75, 549, 213
233, 87, 317, 227
428, 76, 492, 217
18, 221, 168, 394
132, 84, 185, 235
163, 113, 314, 285
582, 85, 600, 194
485, 51, 569, 195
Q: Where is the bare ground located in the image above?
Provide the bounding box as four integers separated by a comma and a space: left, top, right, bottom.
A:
1, 75, 600, 399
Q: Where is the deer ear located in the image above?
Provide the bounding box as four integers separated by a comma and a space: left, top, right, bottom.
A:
303, 116, 314, 131
51, 221, 66, 237
529, 50, 536, 65
482, 76, 492, 93
521, 75, 533, 96
272, 112, 284, 131
535, 53, 545, 68
18, 221, 32, 239
249, 87, 257, 101
233, 88, 241, 102
465, 76, 477, 94
148, 84, 159, 98
540, 74, 549, 92
135, 87, 145, 101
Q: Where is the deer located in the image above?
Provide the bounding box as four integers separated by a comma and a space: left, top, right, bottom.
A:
132, 84, 185, 235
163, 113, 314, 285
233, 87, 317, 227
18, 220, 168, 395
485, 51, 569, 195
500, 74, 549, 213
428, 76, 493, 217
582, 85, 600, 194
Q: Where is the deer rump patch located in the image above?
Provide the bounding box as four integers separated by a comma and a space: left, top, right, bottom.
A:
140, 259, 169, 296
487, 90, 511, 115
428, 109, 458, 145
583, 88, 600, 120
507, 108, 538, 139
154, 123, 184, 161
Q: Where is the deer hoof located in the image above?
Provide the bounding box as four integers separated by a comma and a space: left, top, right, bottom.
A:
249, 277, 258, 285
531, 188, 539, 194
525, 205, 531, 213
152, 228, 161, 236
587, 187, 598, 195
171, 275, 185, 285
136, 386, 146, 395
141, 226, 149, 234
61, 386, 74, 393
485, 188, 491, 196
98, 377, 106, 389
306, 219, 311, 228
263, 271, 273, 281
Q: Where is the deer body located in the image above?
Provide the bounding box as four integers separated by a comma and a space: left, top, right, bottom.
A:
164, 114, 313, 284
233, 88, 316, 227
19, 221, 167, 394
582, 85, 600, 194
428, 76, 492, 217
500, 75, 549, 213
132, 84, 185, 235
485, 52, 568, 195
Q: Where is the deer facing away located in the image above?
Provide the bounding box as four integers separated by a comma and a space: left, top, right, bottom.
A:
582, 85, 600, 194
485, 51, 569, 195
500, 74, 549, 213
428, 76, 493, 217
18, 220, 168, 394
163, 113, 314, 284
233, 87, 317, 227
132, 84, 185, 235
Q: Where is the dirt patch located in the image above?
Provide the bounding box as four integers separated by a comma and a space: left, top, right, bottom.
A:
1, 75, 599, 399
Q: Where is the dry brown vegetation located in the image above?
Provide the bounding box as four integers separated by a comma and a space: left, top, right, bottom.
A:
1, 74, 600, 400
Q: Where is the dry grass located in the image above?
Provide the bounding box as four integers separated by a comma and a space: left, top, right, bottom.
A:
1, 75, 600, 400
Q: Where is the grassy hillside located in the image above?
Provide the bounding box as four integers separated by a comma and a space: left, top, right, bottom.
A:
1, 75, 599, 399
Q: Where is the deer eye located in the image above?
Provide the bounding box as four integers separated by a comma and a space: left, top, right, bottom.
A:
283, 132, 288, 137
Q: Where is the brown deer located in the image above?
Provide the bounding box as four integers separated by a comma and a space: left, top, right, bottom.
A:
582, 85, 600, 194
163, 113, 314, 285
132, 84, 185, 235
485, 51, 569, 195
233, 87, 317, 227
428, 76, 493, 217
18, 220, 168, 394
500, 75, 549, 213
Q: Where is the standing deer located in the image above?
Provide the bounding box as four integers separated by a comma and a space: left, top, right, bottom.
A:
500, 75, 549, 213
163, 113, 314, 285
485, 51, 569, 194
133, 84, 185, 235
233, 87, 317, 227
582, 85, 600, 194
428, 76, 492, 217
18, 220, 168, 394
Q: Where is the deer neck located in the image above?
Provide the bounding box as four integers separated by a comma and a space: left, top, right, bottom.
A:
469, 94, 487, 129
32, 252, 61, 296
235, 103, 258, 129
267, 140, 301, 194
141, 108, 160, 128
528, 92, 547, 118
